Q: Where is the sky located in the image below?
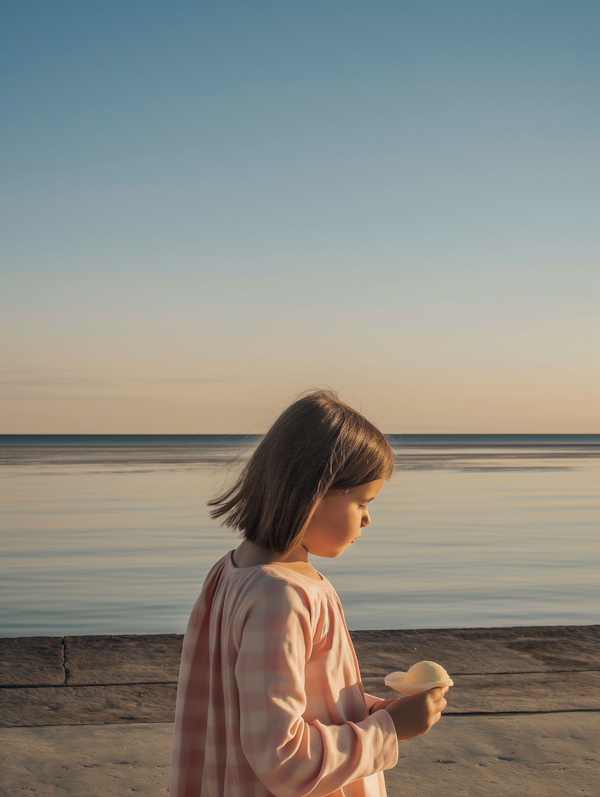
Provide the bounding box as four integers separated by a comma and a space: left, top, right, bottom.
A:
1, 0, 599, 433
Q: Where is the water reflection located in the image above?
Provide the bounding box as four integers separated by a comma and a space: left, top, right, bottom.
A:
1, 437, 599, 636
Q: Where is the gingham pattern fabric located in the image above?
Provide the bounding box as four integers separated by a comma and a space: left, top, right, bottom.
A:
171, 550, 398, 797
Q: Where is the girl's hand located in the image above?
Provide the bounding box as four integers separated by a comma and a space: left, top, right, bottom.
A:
383, 687, 448, 742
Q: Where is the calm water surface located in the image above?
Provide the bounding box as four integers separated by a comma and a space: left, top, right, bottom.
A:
1, 435, 599, 636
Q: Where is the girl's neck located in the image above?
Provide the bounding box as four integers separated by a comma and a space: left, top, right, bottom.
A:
233, 539, 322, 581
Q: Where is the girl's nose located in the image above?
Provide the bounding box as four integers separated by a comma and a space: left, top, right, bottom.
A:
361, 512, 371, 528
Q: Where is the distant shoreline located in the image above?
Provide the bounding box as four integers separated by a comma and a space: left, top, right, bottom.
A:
2, 433, 600, 445
2, 433, 600, 470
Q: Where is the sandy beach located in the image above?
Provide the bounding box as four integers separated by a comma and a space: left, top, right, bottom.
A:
2, 625, 599, 796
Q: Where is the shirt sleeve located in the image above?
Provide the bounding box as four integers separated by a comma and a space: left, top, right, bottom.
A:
235, 580, 398, 797
363, 693, 382, 713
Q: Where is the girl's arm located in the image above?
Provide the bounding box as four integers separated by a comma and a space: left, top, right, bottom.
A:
235, 581, 398, 797
367, 697, 397, 715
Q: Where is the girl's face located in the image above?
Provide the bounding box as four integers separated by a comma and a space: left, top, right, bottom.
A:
300, 479, 385, 559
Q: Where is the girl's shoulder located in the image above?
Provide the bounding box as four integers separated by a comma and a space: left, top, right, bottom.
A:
223, 552, 342, 643
199, 552, 340, 633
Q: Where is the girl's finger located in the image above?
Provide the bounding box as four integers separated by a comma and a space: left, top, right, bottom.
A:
432, 694, 447, 711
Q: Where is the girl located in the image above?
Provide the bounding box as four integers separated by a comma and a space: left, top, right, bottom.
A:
171, 390, 447, 797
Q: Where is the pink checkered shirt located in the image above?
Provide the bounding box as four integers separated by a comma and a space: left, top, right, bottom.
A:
171, 550, 398, 796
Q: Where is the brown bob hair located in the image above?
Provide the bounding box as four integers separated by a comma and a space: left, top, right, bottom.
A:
208, 389, 394, 554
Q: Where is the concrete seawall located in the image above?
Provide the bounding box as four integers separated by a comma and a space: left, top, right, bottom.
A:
1, 625, 599, 795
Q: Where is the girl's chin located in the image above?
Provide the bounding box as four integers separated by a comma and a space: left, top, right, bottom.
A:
307, 540, 357, 557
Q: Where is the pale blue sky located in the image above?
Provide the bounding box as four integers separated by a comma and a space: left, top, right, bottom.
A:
1, 1, 599, 432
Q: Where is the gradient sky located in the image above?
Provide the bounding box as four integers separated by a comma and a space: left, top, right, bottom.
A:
1, 1, 599, 433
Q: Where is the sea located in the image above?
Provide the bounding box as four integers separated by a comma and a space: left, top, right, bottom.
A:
1, 434, 599, 637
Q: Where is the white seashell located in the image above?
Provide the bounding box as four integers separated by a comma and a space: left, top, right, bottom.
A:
384, 660, 454, 695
